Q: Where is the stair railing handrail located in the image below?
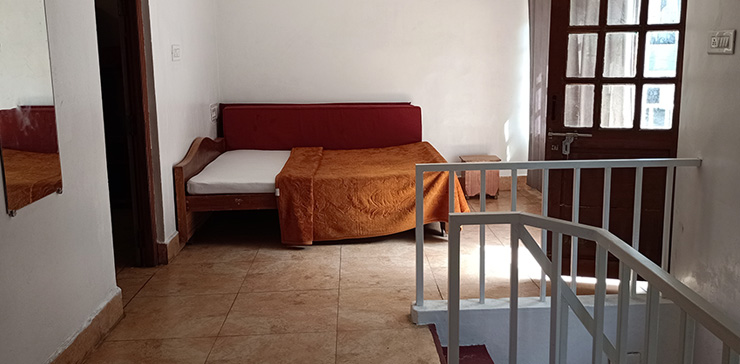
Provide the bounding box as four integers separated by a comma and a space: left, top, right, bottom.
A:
445, 212, 740, 364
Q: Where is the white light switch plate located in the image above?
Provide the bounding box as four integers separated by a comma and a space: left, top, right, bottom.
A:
210, 103, 219, 123
708, 30, 735, 54
171, 44, 182, 61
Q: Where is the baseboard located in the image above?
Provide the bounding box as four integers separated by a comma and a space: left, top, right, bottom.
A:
499, 175, 527, 191
157, 232, 183, 265
49, 289, 123, 364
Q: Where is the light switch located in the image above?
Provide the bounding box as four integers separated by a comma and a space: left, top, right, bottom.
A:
210, 103, 219, 123
708, 30, 735, 55
171, 44, 182, 61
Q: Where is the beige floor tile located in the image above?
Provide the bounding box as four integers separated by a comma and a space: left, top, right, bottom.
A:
242, 257, 340, 292
117, 278, 149, 307
137, 263, 249, 297
206, 333, 336, 364
336, 327, 440, 364
340, 237, 416, 259
172, 242, 259, 265
539, 278, 620, 296
116, 267, 159, 281
424, 226, 505, 266
254, 243, 341, 262
84, 338, 215, 364
219, 290, 338, 336
338, 286, 440, 331
116, 267, 159, 307
107, 294, 235, 341
340, 256, 434, 290
431, 265, 543, 300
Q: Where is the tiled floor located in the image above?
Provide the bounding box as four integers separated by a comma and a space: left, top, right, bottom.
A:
88, 185, 552, 363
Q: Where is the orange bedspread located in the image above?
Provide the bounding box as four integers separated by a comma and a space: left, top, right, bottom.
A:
275, 142, 469, 245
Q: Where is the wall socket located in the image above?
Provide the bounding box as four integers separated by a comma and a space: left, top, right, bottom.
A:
708, 30, 736, 55
171, 44, 182, 61
210, 103, 219, 123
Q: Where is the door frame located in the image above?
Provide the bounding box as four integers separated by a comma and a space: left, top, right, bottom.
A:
108, 0, 159, 266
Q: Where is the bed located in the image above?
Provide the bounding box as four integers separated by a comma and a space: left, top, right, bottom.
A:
174, 103, 468, 245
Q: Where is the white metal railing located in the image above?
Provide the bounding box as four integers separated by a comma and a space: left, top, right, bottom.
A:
445, 212, 740, 364
413, 158, 705, 363
414, 158, 701, 308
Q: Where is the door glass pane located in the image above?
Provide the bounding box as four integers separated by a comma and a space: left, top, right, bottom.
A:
648, 0, 681, 24
570, 0, 600, 26
644, 31, 679, 77
604, 32, 638, 78
567, 33, 598, 78
565, 84, 595, 128
601, 84, 636, 128
641, 84, 675, 129
607, 0, 642, 25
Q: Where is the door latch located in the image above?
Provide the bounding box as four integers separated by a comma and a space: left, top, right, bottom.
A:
548, 132, 592, 156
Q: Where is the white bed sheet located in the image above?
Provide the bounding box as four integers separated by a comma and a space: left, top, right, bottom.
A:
187, 149, 291, 195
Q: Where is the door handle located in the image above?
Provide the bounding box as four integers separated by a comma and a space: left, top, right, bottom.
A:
548, 132, 592, 156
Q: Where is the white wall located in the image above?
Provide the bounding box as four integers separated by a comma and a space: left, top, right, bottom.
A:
215, 0, 530, 165
672, 0, 740, 361
149, 0, 221, 242
0, 0, 119, 363
0, 0, 54, 109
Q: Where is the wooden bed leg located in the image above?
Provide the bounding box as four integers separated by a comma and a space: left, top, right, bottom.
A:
440, 222, 448, 237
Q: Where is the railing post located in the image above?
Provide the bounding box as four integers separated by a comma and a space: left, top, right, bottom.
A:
541, 169, 550, 302
645, 285, 661, 364
592, 245, 608, 364
449, 170, 456, 214
480, 169, 487, 304
415, 167, 424, 307
602, 167, 612, 231
616, 262, 631, 363
661, 166, 675, 271
722, 344, 739, 364
448, 218, 461, 364
631, 166, 644, 295
679, 310, 695, 364
510, 223, 519, 364
571, 168, 582, 291
511, 169, 518, 211
550, 233, 564, 364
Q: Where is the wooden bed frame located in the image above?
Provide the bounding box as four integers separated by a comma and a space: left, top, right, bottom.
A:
174, 137, 278, 244
173, 103, 423, 245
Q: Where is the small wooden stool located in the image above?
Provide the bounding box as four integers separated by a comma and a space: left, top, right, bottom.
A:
459, 155, 501, 199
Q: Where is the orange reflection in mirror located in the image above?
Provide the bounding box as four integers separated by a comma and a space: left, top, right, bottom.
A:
0, 106, 62, 213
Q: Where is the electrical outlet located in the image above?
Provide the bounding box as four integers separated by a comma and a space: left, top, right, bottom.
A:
708, 30, 735, 54
210, 104, 219, 123
171, 44, 182, 61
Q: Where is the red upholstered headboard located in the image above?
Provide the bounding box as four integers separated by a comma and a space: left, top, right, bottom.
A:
0, 106, 58, 153
220, 103, 422, 151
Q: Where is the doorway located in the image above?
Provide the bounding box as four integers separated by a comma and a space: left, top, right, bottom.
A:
95, 0, 158, 267
543, 0, 687, 276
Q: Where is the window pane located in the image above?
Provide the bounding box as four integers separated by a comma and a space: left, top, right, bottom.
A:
607, 0, 642, 25
641, 84, 675, 129
570, 0, 600, 26
601, 84, 636, 128
648, 0, 681, 24
567, 33, 598, 78
604, 32, 638, 78
565, 84, 595, 128
644, 31, 679, 78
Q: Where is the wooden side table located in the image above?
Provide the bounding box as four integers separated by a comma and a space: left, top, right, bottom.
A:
459, 154, 501, 198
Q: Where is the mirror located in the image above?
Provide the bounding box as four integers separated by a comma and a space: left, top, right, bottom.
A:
0, 0, 61, 216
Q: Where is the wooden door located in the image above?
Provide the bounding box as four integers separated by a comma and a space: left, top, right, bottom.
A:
545, 0, 687, 277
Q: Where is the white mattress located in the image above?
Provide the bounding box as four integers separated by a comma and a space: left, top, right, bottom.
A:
187, 149, 291, 195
